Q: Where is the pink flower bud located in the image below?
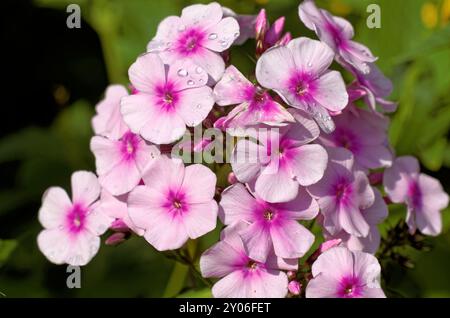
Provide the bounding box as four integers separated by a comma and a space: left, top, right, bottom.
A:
265, 16, 285, 46
227, 172, 238, 185
105, 232, 127, 246
288, 281, 301, 295
277, 32, 292, 45
110, 219, 130, 232
255, 9, 267, 41
319, 239, 342, 253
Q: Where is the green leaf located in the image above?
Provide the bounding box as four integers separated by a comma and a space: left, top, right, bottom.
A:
419, 137, 447, 171
0, 240, 18, 267
0, 127, 61, 164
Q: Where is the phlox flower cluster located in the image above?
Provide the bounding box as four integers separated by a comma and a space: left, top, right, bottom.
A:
37, 1, 448, 298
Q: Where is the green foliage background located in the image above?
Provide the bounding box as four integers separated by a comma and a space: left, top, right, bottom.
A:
1, 0, 450, 297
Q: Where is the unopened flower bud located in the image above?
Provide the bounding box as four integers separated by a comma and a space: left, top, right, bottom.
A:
288, 281, 301, 295
255, 9, 267, 41
105, 232, 127, 246
278, 32, 292, 45
265, 16, 285, 46
227, 172, 238, 185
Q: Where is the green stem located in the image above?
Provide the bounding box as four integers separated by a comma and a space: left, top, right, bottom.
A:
163, 240, 212, 297
163, 262, 189, 298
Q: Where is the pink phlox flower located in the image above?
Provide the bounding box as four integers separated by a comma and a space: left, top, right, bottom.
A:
230, 110, 328, 203
92, 85, 130, 140
318, 106, 393, 170
384, 156, 449, 236
146, 2, 240, 82
256, 37, 348, 133
90, 130, 160, 196
322, 188, 388, 254
127, 156, 218, 251
298, 0, 377, 74
306, 246, 385, 298
213, 65, 294, 130
219, 182, 318, 261
121, 53, 215, 145
307, 147, 375, 238
347, 64, 397, 113
200, 221, 297, 298
37, 171, 114, 266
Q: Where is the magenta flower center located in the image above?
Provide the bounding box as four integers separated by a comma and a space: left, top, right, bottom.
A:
155, 82, 179, 111
333, 128, 361, 153
263, 209, 274, 221
408, 180, 422, 209
164, 189, 189, 214
246, 260, 259, 270
295, 82, 308, 96
333, 178, 353, 206
120, 131, 140, 160
173, 199, 183, 209
66, 203, 87, 234
288, 72, 317, 103
175, 28, 205, 56
337, 275, 363, 298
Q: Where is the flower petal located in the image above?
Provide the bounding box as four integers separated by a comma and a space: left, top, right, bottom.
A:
219, 183, 256, 225
203, 17, 240, 52
176, 86, 214, 127
71, 171, 100, 206
289, 144, 328, 186
231, 139, 263, 183
256, 45, 295, 91
312, 70, 348, 112
181, 2, 223, 29
255, 163, 299, 203
141, 156, 185, 193
90, 136, 122, 175
270, 219, 315, 259
200, 240, 245, 278
287, 37, 334, 75
213, 65, 253, 106
128, 53, 165, 94
98, 160, 141, 196
38, 187, 72, 229
183, 200, 218, 239
240, 221, 272, 262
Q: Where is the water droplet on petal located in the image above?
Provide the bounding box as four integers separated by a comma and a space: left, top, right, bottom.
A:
208, 33, 218, 40
177, 68, 188, 77
307, 62, 313, 67
195, 66, 203, 74
219, 40, 228, 47
196, 104, 202, 109
187, 80, 195, 86
312, 110, 335, 134
198, 78, 203, 83
234, 32, 239, 38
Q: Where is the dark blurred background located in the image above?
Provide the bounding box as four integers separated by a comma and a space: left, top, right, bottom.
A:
0, 0, 450, 297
